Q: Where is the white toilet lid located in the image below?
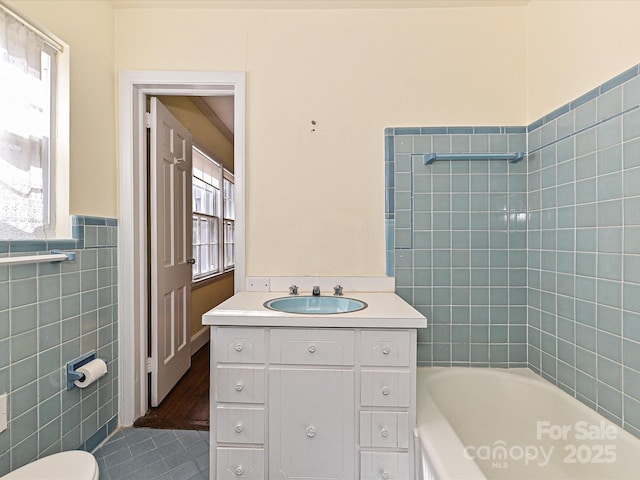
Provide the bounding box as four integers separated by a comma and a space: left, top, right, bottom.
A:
2, 451, 98, 480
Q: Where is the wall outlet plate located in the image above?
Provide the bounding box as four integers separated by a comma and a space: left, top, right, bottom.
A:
0, 393, 7, 433
247, 277, 270, 291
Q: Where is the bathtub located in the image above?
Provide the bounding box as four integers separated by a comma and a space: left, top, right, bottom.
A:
416, 367, 640, 480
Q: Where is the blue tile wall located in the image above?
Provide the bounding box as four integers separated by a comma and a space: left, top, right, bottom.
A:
0, 216, 118, 475
385, 127, 528, 368
385, 63, 640, 440
527, 65, 640, 438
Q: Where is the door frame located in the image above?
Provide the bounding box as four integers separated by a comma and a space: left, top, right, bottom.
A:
117, 70, 246, 424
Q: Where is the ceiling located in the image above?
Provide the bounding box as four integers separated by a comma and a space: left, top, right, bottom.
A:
111, 0, 530, 9
202, 96, 234, 135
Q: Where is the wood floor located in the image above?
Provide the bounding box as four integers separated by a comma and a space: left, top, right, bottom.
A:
134, 343, 210, 431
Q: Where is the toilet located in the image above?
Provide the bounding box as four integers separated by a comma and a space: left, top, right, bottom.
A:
1, 451, 99, 480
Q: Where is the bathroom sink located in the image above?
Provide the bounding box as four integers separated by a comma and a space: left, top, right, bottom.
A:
264, 296, 367, 314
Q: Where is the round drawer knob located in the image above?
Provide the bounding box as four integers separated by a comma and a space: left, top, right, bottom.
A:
382, 386, 391, 396
381, 472, 390, 480
308, 345, 316, 353
234, 343, 244, 352
235, 424, 243, 433
235, 383, 244, 392
234, 466, 244, 476
381, 428, 389, 438
306, 426, 317, 438
382, 346, 391, 355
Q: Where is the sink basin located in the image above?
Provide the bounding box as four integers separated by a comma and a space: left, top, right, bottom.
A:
264, 296, 368, 314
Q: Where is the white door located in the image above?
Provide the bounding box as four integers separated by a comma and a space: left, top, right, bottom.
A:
149, 97, 193, 406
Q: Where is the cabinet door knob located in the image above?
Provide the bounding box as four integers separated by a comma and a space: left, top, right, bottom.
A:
382, 386, 391, 396
235, 383, 244, 392
308, 344, 316, 353
381, 472, 390, 480
381, 428, 389, 438
234, 466, 244, 476
382, 346, 391, 355
234, 343, 244, 352
306, 426, 317, 438
235, 423, 243, 433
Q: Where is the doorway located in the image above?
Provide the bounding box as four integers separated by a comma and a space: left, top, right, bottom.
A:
133, 342, 210, 430
117, 71, 246, 426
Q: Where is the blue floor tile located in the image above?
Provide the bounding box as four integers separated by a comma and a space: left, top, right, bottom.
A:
93, 428, 209, 480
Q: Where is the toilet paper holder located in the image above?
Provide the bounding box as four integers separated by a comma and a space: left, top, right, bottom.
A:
66, 351, 102, 390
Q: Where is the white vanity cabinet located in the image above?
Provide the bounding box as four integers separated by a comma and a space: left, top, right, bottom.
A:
210, 326, 418, 480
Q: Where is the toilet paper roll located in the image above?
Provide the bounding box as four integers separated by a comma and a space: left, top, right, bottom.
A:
74, 359, 108, 388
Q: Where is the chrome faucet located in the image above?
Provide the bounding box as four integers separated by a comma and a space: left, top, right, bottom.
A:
312, 286, 321, 296
333, 285, 343, 296
289, 285, 299, 296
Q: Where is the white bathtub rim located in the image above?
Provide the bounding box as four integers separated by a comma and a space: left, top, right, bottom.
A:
420, 366, 640, 449
420, 365, 540, 388
417, 367, 492, 480
417, 388, 487, 480
416, 366, 551, 480
416, 367, 640, 480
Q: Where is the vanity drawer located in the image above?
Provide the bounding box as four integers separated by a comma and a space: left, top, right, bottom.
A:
269, 329, 355, 365
360, 411, 409, 449
361, 370, 410, 408
217, 447, 264, 479
360, 330, 411, 367
360, 451, 409, 480
215, 328, 266, 364
217, 407, 265, 444
216, 366, 265, 404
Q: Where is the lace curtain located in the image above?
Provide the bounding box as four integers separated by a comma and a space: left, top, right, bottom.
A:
0, 8, 48, 239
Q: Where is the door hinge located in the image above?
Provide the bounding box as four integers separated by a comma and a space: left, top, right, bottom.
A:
146, 357, 153, 373
145, 112, 151, 129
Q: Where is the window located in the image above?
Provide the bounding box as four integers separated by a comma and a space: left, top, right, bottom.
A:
0, 6, 60, 239
192, 146, 234, 280
223, 173, 235, 270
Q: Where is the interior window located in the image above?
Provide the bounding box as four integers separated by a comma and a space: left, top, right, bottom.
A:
192, 146, 234, 280
223, 173, 235, 270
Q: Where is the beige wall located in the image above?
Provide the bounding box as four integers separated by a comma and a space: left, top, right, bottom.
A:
157, 96, 235, 336
527, 0, 640, 123
9, 1, 640, 278
10, 0, 117, 221
191, 273, 235, 336
115, 6, 527, 277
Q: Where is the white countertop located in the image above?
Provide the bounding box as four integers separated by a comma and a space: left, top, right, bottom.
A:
203, 292, 428, 328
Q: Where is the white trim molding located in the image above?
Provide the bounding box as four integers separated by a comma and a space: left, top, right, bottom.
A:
117, 70, 246, 425
191, 326, 211, 355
